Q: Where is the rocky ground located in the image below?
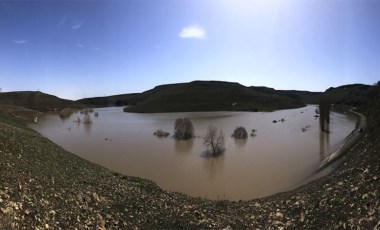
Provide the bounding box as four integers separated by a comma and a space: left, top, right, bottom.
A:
0, 100, 379, 229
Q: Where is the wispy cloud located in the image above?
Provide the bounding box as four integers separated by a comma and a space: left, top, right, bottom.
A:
76, 43, 84, 48
179, 25, 206, 39
57, 16, 67, 28
72, 21, 84, 30
12, 40, 28, 44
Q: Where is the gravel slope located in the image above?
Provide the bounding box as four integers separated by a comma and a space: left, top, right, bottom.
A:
0, 102, 379, 229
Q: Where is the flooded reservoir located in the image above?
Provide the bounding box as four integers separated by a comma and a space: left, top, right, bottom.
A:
31, 105, 356, 200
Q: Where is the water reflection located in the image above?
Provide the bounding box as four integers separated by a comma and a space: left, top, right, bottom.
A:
319, 123, 330, 161
202, 154, 225, 179
174, 138, 194, 154
83, 123, 92, 134
234, 138, 247, 148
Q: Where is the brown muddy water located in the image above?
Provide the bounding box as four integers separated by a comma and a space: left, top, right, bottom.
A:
30, 105, 356, 200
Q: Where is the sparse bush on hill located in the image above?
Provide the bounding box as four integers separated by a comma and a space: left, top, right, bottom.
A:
59, 108, 73, 118
174, 118, 194, 140
231, 126, 248, 139
203, 125, 225, 156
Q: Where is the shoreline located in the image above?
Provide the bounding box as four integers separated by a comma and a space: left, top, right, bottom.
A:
317, 108, 366, 171
0, 104, 379, 229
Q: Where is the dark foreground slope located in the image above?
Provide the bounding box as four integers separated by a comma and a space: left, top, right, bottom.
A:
0, 91, 79, 111
124, 81, 305, 113
0, 97, 379, 228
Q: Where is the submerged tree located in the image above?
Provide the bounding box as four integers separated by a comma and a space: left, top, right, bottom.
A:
174, 118, 194, 140
319, 94, 331, 132
231, 126, 248, 139
203, 125, 225, 156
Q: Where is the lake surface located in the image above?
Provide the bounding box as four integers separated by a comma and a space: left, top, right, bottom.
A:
31, 105, 356, 200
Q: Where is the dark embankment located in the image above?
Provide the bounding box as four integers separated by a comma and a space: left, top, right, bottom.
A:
123, 81, 306, 113
1, 88, 379, 229
0, 91, 80, 112
77, 93, 138, 107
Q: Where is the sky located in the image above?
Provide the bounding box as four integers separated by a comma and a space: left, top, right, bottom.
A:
1, 0, 379, 100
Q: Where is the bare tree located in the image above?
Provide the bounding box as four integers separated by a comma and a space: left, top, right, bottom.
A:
203, 125, 225, 156
174, 118, 194, 140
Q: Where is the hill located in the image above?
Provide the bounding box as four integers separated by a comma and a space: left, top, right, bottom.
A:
251, 86, 322, 104
123, 81, 306, 113
324, 83, 378, 107
0, 91, 80, 112
77, 93, 138, 107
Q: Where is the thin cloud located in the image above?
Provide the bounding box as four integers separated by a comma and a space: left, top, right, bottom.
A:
76, 43, 84, 48
57, 16, 67, 28
179, 25, 206, 39
72, 21, 84, 30
12, 40, 28, 44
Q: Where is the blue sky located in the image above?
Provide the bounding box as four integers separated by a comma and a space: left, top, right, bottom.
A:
1, 0, 379, 100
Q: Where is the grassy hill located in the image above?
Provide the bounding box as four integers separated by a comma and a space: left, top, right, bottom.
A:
251, 86, 322, 104
77, 93, 138, 107
324, 83, 379, 107
123, 81, 306, 113
0, 91, 80, 112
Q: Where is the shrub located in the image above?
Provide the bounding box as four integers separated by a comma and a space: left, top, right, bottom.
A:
94, 112, 99, 117
231, 126, 248, 139
59, 108, 73, 118
174, 118, 194, 140
154, 129, 170, 137
250, 129, 257, 137
80, 108, 94, 115
74, 116, 81, 123
82, 114, 93, 124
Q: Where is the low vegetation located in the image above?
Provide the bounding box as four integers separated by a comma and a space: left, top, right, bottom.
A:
80, 108, 94, 114
231, 126, 248, 139
174, 118, 194, 140
59, 108, 74, 118
153, 129, 170, 137
203, 125, 225, 156
82, 114, 93, 124
250, 129, 257, 137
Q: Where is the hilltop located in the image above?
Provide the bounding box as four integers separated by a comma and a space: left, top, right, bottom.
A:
122, 81, 307, 113
0, 91, 80, 112
77, 93, 138, 107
